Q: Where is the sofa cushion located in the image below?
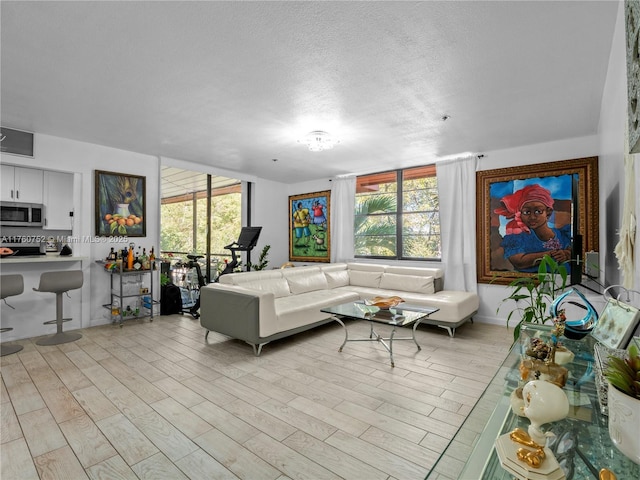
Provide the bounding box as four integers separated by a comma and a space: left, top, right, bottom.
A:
399, 290, 479, 325
384, 265, 442, 278
284, 270, 329, 294
349, 270, 382, 288
239, 278, 291, 298
346, 262, 386, 273
220, 269, 283, 285
325, 270, 350, 288
320, 263, 348, 273
275, 289, 360, 333
385, 265, 444, 291
379, 273, 435, 294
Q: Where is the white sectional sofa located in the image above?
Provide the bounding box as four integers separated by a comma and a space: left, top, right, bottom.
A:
199, 262, 478, 355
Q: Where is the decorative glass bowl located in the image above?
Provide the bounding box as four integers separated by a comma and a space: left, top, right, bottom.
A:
364, 296, 404, 309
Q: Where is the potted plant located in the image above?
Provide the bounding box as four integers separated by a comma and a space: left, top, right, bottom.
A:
247, 244, 270, 271
496, 254, 570, 340
230, 244, 271, 273
605, 341, 640, 464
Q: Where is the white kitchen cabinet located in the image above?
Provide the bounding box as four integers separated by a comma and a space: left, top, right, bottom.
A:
43, 170, 74, 230
0, 165, 13, 201
0, 165, 43, 203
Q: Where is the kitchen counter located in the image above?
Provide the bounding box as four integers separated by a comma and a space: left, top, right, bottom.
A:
0, 255, 89, 342
0, 255, 88, 264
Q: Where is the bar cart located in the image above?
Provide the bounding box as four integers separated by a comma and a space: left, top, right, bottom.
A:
98, 261, 159, 326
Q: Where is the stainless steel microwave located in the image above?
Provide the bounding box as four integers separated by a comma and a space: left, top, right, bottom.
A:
0, 202, 44, 227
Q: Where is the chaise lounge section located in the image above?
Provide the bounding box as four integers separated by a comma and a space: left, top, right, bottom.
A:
199, 262, 478, 355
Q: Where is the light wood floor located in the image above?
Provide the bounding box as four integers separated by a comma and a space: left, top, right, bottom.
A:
1, 315, 512, 480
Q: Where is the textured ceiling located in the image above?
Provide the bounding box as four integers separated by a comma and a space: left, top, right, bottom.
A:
0, 1, 619, 184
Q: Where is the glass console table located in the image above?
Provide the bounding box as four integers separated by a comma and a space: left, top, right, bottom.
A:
426, 324, 639, 479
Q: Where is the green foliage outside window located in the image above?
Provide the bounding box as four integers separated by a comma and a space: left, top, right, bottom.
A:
354, 167, 441, 259
354, 195, 397, 256
160, 192, 241, 258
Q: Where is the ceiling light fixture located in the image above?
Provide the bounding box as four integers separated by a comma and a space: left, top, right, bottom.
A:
298, 131, 339, 152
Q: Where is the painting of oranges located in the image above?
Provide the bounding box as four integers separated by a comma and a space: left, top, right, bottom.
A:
95, 170, 146, 237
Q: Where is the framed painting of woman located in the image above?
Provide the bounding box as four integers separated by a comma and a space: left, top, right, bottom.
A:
476, 157, 598, 284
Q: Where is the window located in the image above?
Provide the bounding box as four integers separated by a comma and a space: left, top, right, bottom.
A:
160, 168, 242, 261
161, 185, 241, 256
354, 165, 440, 260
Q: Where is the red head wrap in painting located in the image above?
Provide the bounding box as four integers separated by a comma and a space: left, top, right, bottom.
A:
494, 184, 554, 234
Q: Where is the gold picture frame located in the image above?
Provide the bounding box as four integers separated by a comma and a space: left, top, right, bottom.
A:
289, 190, 330, 262
476, 156, 598, 284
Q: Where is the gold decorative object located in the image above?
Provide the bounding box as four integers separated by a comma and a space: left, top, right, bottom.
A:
364, 296, 404, 309
510, 428, 546, 469
599, 468, 617, 480
509, 428, 544, 449
516, 447, 546, 468
495, 432, 563, 479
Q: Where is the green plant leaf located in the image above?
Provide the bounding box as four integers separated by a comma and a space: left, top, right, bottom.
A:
495, 254, 572, 339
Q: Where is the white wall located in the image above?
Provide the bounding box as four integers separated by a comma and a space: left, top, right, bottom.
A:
251, 178, 290, 267
598, 1, 628, 288
1, 133, 160, 340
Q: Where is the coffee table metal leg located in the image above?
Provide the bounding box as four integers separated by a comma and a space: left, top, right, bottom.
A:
389, 325, 396, 367
330, 315, 424, 367
412, 320, 422, 350
331, 316, 348, 352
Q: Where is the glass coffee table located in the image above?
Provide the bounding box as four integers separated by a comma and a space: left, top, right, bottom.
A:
321, 301, 439, 367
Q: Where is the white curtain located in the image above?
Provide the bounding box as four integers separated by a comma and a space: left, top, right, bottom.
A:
330, 176, 356, 263
614, 151, 636, 289
436, 155, 478, 292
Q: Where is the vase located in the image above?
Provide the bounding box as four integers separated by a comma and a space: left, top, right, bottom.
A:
522, 380, 570, 445
116, 203, 130, 217
607, 382, 640, 464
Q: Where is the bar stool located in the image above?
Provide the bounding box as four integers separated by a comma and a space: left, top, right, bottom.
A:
34, 270, 83, 346
1, 274, 25, 356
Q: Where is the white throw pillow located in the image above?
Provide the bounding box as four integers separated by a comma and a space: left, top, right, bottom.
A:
285, 271, 329, 294
349, 270, 382, 288
379, 273, 435, 294
325, 270, 350, 288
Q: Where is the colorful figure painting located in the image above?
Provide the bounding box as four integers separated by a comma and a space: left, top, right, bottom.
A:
491, 175, 573, 273
289, 190, 330, 262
